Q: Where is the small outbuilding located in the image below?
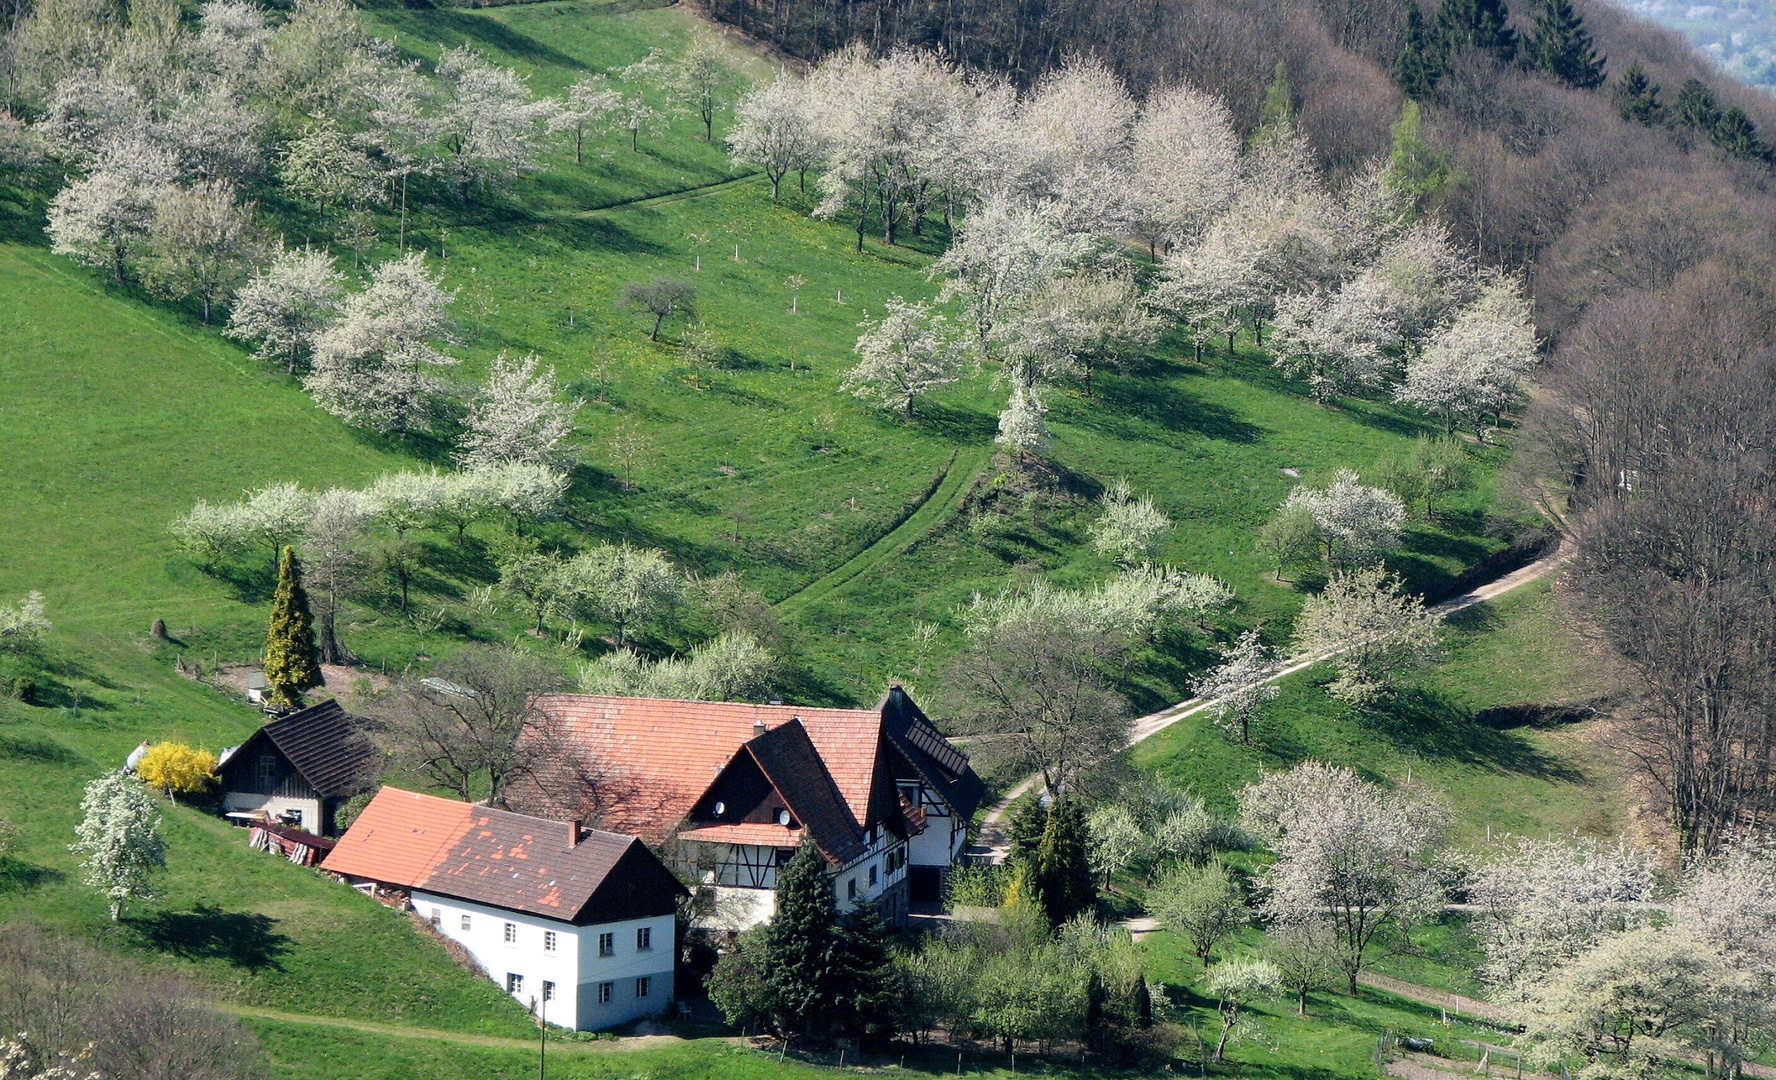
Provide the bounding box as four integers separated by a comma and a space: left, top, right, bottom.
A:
321, 787, 688, 1031
217, 699, 375, 837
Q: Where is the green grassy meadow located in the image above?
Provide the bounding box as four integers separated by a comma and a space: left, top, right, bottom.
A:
0, 0, 1631, 1076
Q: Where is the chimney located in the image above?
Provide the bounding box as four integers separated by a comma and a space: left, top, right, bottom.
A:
567, 819, 582, 847
753, 718, 767, 737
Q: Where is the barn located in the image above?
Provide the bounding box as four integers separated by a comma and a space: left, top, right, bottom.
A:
217, 699, 375, 837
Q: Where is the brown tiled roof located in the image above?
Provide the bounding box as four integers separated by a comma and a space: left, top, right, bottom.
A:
321, 787, 685, 923
534, 696, 891, 843
255, 700, 376, 799
745, 718, 869, 864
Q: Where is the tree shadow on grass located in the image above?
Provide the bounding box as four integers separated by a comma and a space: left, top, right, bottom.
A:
0, 731, 86, 765
0, 857, 61, 894
907, 399, 999, 444
129, 904, 291, 973
1359, 687, 1584, 783
1074, 376, 1265, 444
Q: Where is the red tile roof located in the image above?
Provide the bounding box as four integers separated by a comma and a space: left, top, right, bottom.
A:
677, 822, 805, 846
534, 696, 890, 843
320, 787, 684, 923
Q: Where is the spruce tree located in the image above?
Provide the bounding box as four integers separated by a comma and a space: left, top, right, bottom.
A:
1257, 62, 1296, 138
1386, 100, 1452, 207
1614, 62, 1664, 125
1711, 107, 1770, 161
264, 546, 322, 708
1437, 0, 1516, 62
1394, 1, 1445, 98
1525, 0, 1605, 88
1006, 796, 1049, 870
1674, 78, 1721, 136
827, 902, 897, 1044
1034, 797, 1097, 926
766, 843, 838, 1035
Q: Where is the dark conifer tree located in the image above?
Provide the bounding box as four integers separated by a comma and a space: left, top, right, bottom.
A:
1394, 0, 1444, 98
1034, 797, 1096, 926
1711, 107, 1770, 161
1437, 0, 1516, 62
1674, 78, 1721, 135
827, 902, 898, 1044
1006, 795, 1049, 870
264, 546, 322, 708
1525, 0, 1605, 88
1614, 62, 1664, 125
765, 843, 837, 1035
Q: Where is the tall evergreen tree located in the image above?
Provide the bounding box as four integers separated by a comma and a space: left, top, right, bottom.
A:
1034, 797, 1097, 926
766, 843, 839, 1035
1394, 1, 1445, 98
264, 546, 322, 707
1256, 62, 1296, 138
1437, 0, 1516, 62
1007, 796, 1049, 870
827, 902, 899, 1044
1674, 78, 1721, 136
1614, 62, 1664, 125
1386, 100, 1452, 207
1711, 107, 1770, 161
1525, 0, 1605, 88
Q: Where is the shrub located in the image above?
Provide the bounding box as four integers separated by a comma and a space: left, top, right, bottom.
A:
9, 675, 34, 704
136, 743, 218, 802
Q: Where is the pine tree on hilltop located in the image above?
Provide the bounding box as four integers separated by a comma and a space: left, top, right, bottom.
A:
1394, 0, 1445, 98
766, 843, 838, 1035
1034, 797, 1097, 926
264, 546, 323, 708
1614, 62, 1664, 125
1526, 0, 1605, 88
1437, 0, 1516, 63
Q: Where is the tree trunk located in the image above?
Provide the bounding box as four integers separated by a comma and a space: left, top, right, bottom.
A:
632, 127, 640, 152
1227, 329, 1236, 355
651, 312, 664, 340
399, 173, 409, 253
320, 610, 344, 665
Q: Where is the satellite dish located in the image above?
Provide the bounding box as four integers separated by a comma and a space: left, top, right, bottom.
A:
713, 801, 726, 817
777, 808, 792, 827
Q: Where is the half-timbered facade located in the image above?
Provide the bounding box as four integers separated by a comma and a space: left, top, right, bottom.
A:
217, 700, 374, 836
533, 687, 982, 929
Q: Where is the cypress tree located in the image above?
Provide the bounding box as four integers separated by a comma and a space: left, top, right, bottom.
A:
766, 843, 838, 1035
1525, 0, 1605, 88
1034, 797, 1096, 926
1394, 0, 1444, 98
1614, 62, 1664, 125
264, 546, 322, 708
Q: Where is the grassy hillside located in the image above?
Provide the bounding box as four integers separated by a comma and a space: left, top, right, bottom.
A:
0, 1, 1616, 1077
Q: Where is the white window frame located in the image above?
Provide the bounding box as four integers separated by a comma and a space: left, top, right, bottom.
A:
503, 922, 517, 945
461, 914, 472, 931
598, 931, 615, 957
543, 930, 557, 952
597, 981, 613, 1004
542, 980, 556, 1002
636, 926, 651, 952
635, 976, 650, 999
506, 973, 523, 995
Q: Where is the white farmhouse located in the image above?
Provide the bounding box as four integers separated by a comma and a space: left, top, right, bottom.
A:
321, 787, 688, 1031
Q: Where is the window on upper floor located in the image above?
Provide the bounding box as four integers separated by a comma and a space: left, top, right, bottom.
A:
461, 914, 472, 931
430, 908, 441, 928
847, 878, 857, 901
598, 931, 614, 957
637, 927, 652, 951
543, 930, 557, 952
256, 754, 276, 783
504, 922, 517, 945
506, 973, 523, 995
869, 864, 878, 887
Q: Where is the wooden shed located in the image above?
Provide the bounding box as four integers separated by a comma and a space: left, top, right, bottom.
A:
218, 700, 375, 837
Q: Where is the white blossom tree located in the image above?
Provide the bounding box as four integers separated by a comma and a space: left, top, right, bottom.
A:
45, 168, 159, 282
1283, 469, 1405, 566
1240, 762, 1448, 995
1396, 273, 1538, 434
842, 296, 964, 418
553, 74, 621, 165
281, 115, 379, 216
661, 40, 733, 143
435, 45, 557, 199
1014, 56, 1135, 224
1469, 834, 1657, 997
1192, 630, 1281, 744
70, 770, 166, 920
0, 592, 50, 653
301, 485, 373, 663
995, 378, 1049, 452
555, 542, 684, 647
1085, 803, 1149, 888
1089, 478, 1171, 566
359, 59, 441, 251
1292, 566, 1441, 705
136, 179, 264, 324
456, 351, 583, 470
226, 243, 344, 373
1125, 82, 1240, 259
727, 71, 820, 200
612, 90, 664, 153
305, 253, 458, 436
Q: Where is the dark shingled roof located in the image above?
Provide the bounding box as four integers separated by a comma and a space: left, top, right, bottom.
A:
254, 700, 375, 798
743, 718, 869, 865
880, 686, 985, 821
323, 787, 687, 924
